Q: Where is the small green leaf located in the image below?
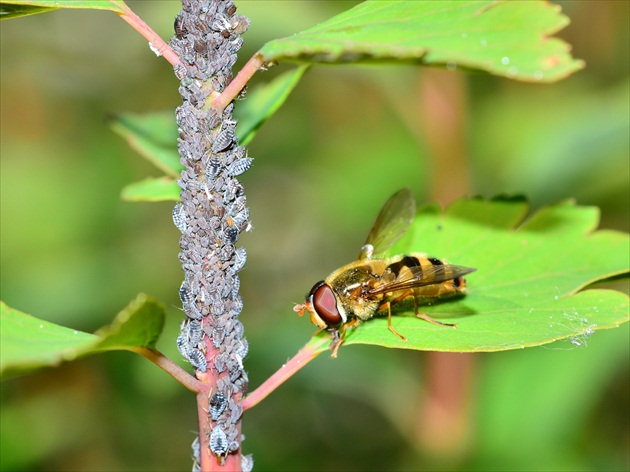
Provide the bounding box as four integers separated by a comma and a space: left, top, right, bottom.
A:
1, 294, 165, 379
94, 294, 165, 351
308, 198, 629, 355
0, 0, 125, 19
259, 0, 584, 83
0, 3, 56, 19
235, 65, 309, 146
121, 177, 180, 202
109, 112, 182, 179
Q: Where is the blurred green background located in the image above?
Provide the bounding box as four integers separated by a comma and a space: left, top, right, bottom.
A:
1, 1, 628, 471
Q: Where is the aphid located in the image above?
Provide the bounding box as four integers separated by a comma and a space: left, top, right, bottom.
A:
174, 64, 189, 81
232, 320, 244, 338
212, 327, 226, 349
179, 282, 196, 305
220, 244, 235, 261
214, 353, 227, 373
185, 319, 204, 345
230, 14, 250, 35
234, 376, 248, 394
211, 15, 231, 34
211, 75, 227, 93
209, 425, 229, 459
241, 454, 254, 472
231, 402, 243, 424
206, 157, 222, 180
224, 226, 239, 244
226, 157, 253, 177
232, 294, 243, 315
177, 333, 192, 357
191, 436, 200, 460
174, 13, 186, 38
230, 209, 250, 232
181, 42, 195, 64
229, 361, 243, 382
211, 297, 226, 316
294, 189, 476, 357
188, 347, 208, 373
209, 392, 228, 420
173, 203, 187, 233
193, 40, 207, 53
227, 425, 239, 442
232, 275, 240, 295
216, 376, 230, 393
191, 436, 201, 472
209, 215, 221, 230
227, 196, 247, 216
194, 15, 211, 35
225, 179, 244, 201
212, 123, 236, 153
232, 247, 247, 272
183, 301, 203, 320
235, 339, 249, 359
231, 37, 244, 51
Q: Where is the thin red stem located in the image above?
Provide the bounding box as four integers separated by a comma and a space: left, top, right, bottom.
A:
116, 4, 184, 68
211, 53, 265, 112
134, 347, 204, 393
242, 335, 328, 411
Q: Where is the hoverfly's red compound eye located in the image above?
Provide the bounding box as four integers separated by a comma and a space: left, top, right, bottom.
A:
309, 281, 342, 326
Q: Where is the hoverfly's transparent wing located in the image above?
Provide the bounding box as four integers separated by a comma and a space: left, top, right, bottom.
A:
358, 188, 416, 260
367, 264, 477, 295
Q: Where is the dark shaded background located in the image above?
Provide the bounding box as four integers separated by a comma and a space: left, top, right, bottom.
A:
1, 1, 628, 470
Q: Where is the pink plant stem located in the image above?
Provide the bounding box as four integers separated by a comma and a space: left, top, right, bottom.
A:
196, 391, 213, 469
134, 347, 204, 393
211, 53, 265, 112
116, 4, 184, 68
194, 349, 242, 471
242, 336, 328, 411
196, 390, 241, 471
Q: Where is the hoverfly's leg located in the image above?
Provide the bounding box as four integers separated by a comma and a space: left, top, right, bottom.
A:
330, 331, 342, 358
377, 298, 408, 342
329, 326, 344, 358
330, 319, 361, 358
413, 294, 457, 328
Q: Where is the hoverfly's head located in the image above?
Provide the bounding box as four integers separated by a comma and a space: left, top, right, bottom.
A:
293, 280, 347, 329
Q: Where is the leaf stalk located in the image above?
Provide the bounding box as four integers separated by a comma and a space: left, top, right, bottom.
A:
116, 4, 184, 68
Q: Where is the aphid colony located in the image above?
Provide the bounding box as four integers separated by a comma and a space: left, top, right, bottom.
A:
170, 1, 252, 465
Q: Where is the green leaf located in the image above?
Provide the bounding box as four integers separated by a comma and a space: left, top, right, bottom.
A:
0, 301, 97, 374
0, 0, 124, 19
109, 112, 182, 179
259, 0, 584, 83
121, 177, 180, 202
1, 294, 165, 379
235, 65, 309, 146
93, 294, 165, 351
310, 197, 629, 355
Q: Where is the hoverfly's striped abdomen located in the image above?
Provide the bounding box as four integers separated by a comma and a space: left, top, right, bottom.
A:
383, 253, 469, 298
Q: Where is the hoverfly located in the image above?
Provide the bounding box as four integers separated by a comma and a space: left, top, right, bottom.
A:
294, 188, 476, 357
